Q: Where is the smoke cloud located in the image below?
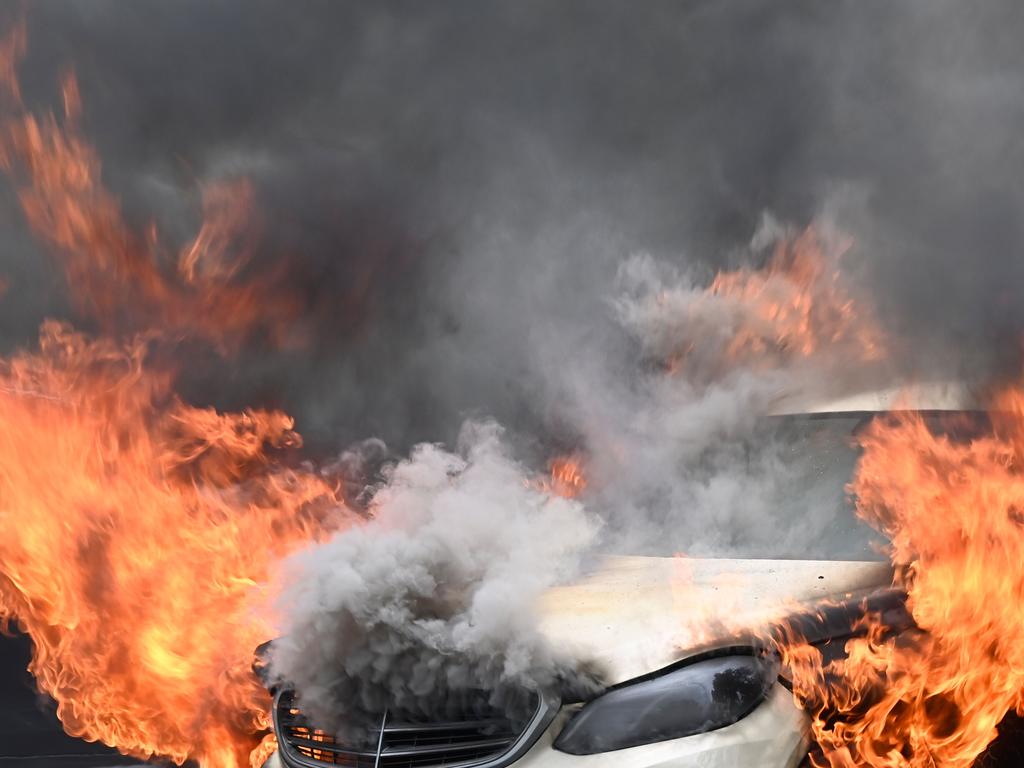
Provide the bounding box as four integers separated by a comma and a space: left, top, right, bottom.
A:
269, 422, 601, 738
9, 0, 1024, 452
547, 216, 890, 559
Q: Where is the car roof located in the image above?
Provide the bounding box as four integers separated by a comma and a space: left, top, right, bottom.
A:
769, 381, 976, 416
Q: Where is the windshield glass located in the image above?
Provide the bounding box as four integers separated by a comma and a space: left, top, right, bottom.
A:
764, 413, 877, 560
621, 410, 984, 561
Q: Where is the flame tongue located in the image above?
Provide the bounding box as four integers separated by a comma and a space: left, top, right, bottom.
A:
616, 223, 887, 384
0, 322, 346, 767
705, 226, 885, 366
779, 394, 1024, 768
0, 22, 350, 768
0, 26, 297, 349
544, 454, 588, 499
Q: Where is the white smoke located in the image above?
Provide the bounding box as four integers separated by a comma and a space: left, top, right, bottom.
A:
269, 421, 602, 739
537, 219, 874, 558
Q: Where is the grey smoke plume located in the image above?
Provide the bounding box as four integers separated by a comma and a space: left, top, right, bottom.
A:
8, 0, 1024, 455
269, 422, 602, 737
543, 215, 890, 559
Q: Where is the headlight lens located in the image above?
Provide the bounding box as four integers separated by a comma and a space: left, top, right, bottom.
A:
553, 651, 776, 755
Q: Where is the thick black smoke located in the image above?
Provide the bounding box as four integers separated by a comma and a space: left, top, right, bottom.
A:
8, 0, 1024, 454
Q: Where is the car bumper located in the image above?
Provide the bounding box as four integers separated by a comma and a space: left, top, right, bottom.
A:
263, 682, 807, 768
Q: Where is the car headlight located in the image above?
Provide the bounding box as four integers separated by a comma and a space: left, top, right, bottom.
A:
553, 649, 777, 755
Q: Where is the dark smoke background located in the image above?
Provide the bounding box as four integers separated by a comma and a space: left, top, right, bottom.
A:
6, 0, 1024, 457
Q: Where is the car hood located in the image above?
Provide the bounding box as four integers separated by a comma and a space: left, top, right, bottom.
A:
538, 555, 893, 686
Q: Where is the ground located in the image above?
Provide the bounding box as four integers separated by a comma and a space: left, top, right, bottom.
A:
0, 634, 144, 767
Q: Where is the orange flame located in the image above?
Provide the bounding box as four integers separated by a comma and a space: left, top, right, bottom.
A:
777, 395, 1024, 767
178, 178, 257, 286
660, 226, 886, 376
0, 323, 349, 768
0, 23, 298, 350
542, 454, 588, 499
0, 22, 351, 768
708, 226, 885, 365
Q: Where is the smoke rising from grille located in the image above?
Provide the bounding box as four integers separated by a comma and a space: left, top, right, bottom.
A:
268, 422, 602, 738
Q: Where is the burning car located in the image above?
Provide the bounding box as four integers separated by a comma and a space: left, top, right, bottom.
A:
256, 385, 966, 768
258, 558, 902, 768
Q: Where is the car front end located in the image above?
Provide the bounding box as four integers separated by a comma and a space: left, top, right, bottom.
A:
259, 555, 895, 768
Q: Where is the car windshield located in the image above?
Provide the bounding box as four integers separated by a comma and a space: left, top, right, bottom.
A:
628, 410, 984, 561
762, 412, 878, 561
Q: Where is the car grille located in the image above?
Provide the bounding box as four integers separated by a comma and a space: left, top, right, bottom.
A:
273, 689, 557, 768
